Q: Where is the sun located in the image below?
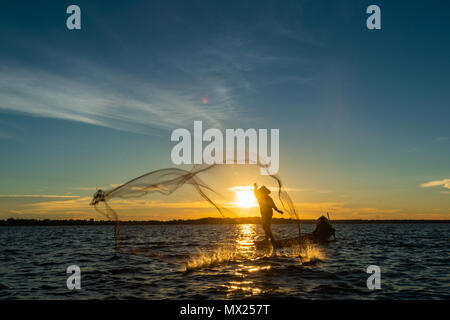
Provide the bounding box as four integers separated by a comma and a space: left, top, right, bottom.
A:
231, 186, 258, 208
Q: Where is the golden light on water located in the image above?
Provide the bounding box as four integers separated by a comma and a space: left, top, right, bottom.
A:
184, 223, 325, 297
226, 281, 263, 296
226, 224, 269, 296
248, 266, 271, 272
236, 224, 257, 253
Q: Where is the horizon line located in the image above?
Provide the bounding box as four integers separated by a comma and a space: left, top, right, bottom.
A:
1, 217, 449, 225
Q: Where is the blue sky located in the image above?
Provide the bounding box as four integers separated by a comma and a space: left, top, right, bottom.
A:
0, 0, 449, 219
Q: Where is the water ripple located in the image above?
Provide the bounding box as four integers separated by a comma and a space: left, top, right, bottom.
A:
0, 223, 448, 299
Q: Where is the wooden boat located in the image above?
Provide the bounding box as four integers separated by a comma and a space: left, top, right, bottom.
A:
254, 232, 336, 249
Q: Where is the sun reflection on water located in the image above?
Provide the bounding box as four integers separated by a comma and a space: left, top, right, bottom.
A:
184, 222, 326, 297
236, 224, 257, 253
225, 280, 263, 297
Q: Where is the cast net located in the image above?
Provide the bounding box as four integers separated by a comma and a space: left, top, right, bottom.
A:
91, 162, 301, 258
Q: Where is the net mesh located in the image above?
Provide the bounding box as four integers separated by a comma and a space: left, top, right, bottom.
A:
91, 163, 300, 254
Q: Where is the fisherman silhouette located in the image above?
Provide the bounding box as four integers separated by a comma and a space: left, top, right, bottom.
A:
312, 215, 336, 242
253, 183, 283, 247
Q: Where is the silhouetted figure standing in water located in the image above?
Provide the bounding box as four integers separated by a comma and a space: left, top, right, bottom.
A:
312, 215, 336, 242
253, 183, 283, 247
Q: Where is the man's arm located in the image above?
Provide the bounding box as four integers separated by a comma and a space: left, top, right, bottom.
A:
271, 199, 283, 214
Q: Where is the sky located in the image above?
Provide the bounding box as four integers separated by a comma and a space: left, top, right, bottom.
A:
0, 0, 449, 220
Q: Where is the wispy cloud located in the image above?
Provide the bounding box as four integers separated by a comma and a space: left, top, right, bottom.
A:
0, 60, 235, 134
2, 196, 405, 220
227, 186, 328, 193
5, 197, 218, 219
421, 179, 450, 190
0, 194, 80, 198
73, 187, 99, 191
433, 137, 449, 143
0, 10, 319, 135
292, 202, 400, 215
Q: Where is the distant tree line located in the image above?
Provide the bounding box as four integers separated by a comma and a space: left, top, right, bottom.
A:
0, 217, 448, 226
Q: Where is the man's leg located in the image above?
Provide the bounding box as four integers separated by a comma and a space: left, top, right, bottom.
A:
262, 221, 278, 247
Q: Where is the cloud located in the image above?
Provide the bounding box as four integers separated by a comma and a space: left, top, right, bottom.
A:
421, 179, 450, 189
292, 202, 399, 215
0, 13, 320, 136
227, 186, 326, 193
0, 194, 80, 198
3, 197, 222, 220
0, 61, 236, 135
4, 195, 441, 220
433, 137, 449, 143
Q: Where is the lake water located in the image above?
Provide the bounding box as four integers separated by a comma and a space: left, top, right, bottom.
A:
0, 223, 449, 299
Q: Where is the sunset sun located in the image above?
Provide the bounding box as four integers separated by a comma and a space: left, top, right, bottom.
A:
231, 186, 258, 208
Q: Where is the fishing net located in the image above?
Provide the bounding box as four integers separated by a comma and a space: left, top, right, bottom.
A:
91, 162, 300, 256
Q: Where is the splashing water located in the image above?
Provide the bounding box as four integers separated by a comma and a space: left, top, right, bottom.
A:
277, 243, 326, 264
183, 242, 325, 271
185, 246, 247, 271
91, 163, 302, 257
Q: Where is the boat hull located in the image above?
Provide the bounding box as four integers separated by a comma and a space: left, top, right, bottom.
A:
254, 233, 335, 249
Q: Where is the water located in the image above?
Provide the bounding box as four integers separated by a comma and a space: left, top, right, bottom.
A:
0, 223, 449, 299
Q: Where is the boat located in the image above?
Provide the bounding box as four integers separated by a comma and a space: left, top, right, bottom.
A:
254, 215, 336, 249
254, 232, 335, 249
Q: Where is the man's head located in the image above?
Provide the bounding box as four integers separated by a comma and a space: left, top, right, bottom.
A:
258, 185, 271, 195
